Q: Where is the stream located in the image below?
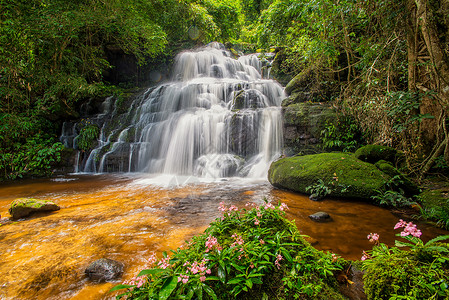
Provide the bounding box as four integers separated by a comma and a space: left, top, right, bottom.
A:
1, 174, 447, 299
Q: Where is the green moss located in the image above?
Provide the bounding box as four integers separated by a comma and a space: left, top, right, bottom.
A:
10, 198, 45, 210
363, 246, 449, 299
268, 152, 391, 200
375, 160, 419, 195
354, 145, 398, 164
419, 189, 449, 229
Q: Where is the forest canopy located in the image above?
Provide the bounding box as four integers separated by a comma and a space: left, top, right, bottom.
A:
1, 0, 448, 180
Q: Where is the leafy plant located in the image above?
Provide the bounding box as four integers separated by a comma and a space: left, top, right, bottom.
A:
305, 179, 332, 198
361, 221, 449, 299
111, 200, 345, 299
371, 190, 416, 208
76, 123, 100, 151
371, 175, 416, 208
320, 117, 364, 152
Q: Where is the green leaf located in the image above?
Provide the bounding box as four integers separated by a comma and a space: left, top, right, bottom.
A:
202, 284, 218, 300
137, 268, 166, 277
109, 284, 135, 292
227, 277, 245, 284
395, 240, 414, 248
218, 265, 226, 283
426, 235, 449, 245
245, 279, 253, 288
205, 276, 220, 281
158, 276, 178, 300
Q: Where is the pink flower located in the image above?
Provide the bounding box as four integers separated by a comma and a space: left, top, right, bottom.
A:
264, 203, 275, 209
279, 203, 289, 211
254, 218, 260, 225
182, 277, 189, 284
205, 235, 220, 252
200, 276, 206, 282
259, 239, 265, 245
231, 234, 244, 248
275, 254, 283, 269
367, 233, 379, 243
229, 205, 238, 211
158, 256, 171, 269
361, 251, 370, 261
218, 202, 227, 212
257, 211, 262, 217
394, 219, 422, 238
249, 262, 255, 269
147, 252, 158, 267
331, 253, 338, 262
394, 219, 407, 230
206, 269, 211, 274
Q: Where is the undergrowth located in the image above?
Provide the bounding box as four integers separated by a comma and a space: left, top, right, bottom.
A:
111, 201, 345, 299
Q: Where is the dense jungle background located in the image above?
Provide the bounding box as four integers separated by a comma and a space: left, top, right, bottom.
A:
1, 0, 448, 181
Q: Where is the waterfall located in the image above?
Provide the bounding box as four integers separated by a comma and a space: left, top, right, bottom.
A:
63, 43, 284, 178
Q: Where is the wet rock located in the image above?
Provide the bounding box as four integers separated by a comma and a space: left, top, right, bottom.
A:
354, 144, 399, 164
9, 198, 60, 219
309, 194, 323, 201
268, 152, 391, 200
338, 265, 367, 300
85, 258, 124, 282
309, 212, 331, 222
231, 89, 267, 110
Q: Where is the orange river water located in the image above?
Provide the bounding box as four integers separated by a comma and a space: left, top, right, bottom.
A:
0, 174, 447, 299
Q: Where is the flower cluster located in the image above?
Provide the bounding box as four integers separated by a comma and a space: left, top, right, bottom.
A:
147, 252, 158, 267
124, 275, 146, 288
205, 235, 222, 252
264, 202, 275, 210
274, 254, 283, 269
230, 234, 244, 248
279, 203, 289, 211
158, 255, 171, 269
181, 259, 211, 283
361, 250, 370, 261
394, 219, 422, 238
367, 233, 379, 243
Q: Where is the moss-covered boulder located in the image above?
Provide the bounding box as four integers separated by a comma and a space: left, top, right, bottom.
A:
374, 160, 419, 195
354, 144, 398, 164
9, 198, 60, 219
268, 153, 391, 200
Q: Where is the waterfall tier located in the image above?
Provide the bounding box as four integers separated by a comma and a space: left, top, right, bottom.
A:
61, 43, 284, 178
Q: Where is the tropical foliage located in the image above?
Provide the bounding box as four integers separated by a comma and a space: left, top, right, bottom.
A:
111, 201, 345, 299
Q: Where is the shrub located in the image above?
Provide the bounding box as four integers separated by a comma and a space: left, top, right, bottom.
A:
111, 201, 345, 299
361, 220, 449, 299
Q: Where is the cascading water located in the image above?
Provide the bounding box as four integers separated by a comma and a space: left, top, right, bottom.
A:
61, 43, 284, 178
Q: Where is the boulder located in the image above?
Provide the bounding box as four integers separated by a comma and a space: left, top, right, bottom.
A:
354, 145, 399, 164
282, 102, 337, 154
309, 212, 331, 222
374, 160, 419, 195
268, 153, 391, 200
85, 258, 124, 282
9, 198, 60, 219
231, 89, 267, 110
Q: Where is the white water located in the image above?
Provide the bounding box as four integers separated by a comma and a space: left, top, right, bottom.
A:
62, 43, 284, 179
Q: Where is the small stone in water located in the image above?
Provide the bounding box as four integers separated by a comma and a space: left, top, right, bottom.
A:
309, 212, 331, 222
85, 258, 124, 282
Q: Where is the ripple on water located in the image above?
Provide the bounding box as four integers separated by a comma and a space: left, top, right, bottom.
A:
0, 175, 447, 300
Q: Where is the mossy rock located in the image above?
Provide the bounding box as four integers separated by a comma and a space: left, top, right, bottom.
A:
354, 144, 398, 164
9, 198, 60, 219
285, 72, 307, 95
375, 160, 420, 195
268, 153, 391, 200
283, 102, 336, 137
